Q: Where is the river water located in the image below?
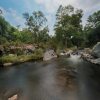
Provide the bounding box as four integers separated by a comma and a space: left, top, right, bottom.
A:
0, 55, 100, 100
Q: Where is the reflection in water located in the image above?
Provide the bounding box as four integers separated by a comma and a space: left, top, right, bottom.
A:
0, 55, 100, 100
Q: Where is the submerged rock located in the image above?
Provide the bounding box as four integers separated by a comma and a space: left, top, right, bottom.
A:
43, 50, 57, 61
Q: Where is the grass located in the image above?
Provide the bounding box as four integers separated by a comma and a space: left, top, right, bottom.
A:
0, 48, 44, 65
0, 53, 43, 65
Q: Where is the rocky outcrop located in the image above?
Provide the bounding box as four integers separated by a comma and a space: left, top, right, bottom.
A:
10, 44, 35, 55
81, 42, 100, 65
1, 44, 36, 55
43, 50, 57, 61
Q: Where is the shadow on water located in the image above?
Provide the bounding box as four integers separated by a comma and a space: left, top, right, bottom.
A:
77, 60, 100, 100
0, 55, 100, 100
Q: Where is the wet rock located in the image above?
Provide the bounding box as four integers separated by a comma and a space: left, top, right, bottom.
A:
60, 50, 72, 57
8, 94, 18, 100
4, 63, 13, 66
91, 42, 100, 58
81, 42, 100, 65
43, 50, 57, 61
83, 48, 92, 54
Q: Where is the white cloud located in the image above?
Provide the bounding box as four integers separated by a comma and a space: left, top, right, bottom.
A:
0, 6, 25, 28
35, 0, 75, 13
35, 0, 100, 30
46, 14, 55, 35
35, 0, 100, 13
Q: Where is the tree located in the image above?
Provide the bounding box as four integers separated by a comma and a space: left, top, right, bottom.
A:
86, 10, 100, 29
54, 5, 83, 48
0, 9, 15, 43
23, 11, 49, 43
0, 15, 9, 36
84, 10, 100, 46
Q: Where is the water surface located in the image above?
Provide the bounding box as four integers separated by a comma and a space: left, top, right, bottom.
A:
0, 55, 100, 100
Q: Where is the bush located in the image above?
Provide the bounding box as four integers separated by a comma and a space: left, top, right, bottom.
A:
33, 48, 44, 57
0, 54, 18, 63
0, 36, 8, 45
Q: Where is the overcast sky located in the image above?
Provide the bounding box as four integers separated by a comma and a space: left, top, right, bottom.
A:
0, 0, 100, 35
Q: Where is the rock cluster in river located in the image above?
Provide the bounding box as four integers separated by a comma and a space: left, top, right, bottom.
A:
82, 42, 100, 65
43, 50, 57, 61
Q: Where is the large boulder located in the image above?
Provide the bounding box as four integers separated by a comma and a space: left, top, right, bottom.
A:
81, 42, 100, 65
43, 50, 57, 61
91, 42, 100, 58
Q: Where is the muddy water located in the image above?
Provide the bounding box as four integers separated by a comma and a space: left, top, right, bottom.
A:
0, 55, 100, 100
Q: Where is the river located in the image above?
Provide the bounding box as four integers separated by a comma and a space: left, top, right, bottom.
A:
0, 55, 100, 100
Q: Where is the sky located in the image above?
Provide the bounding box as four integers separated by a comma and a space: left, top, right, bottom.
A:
0, 0, 100, 35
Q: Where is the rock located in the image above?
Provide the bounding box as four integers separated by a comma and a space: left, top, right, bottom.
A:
93, 58, 100, 64
24, 44, 35, 53
60, 53, 65, 56
81, 53, 94, 60
84, 48, 92, 54
8, 94, 18, 100
4, 63, 13, 66
91, 42, 100, 58
60, 50, 72, 57
81, 42, 100, 65
43, 50, 57, 61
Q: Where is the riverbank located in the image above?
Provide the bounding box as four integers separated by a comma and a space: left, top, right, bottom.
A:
0, 44, 44, 67
0, 54, 43, 67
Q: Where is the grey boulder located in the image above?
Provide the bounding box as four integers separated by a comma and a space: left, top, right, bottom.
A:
43, 50, 57, 61
92, 42, 100, 58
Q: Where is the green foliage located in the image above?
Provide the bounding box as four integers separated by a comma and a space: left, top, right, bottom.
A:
0, 36, 8, 44
54, 5, 83, 48
0, 16, 9, 36
0, 54, 18, 63
0, 53, 43, 64
23, 11, 49, 44
84, 10, 100, 47
33, 48, 44, 57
